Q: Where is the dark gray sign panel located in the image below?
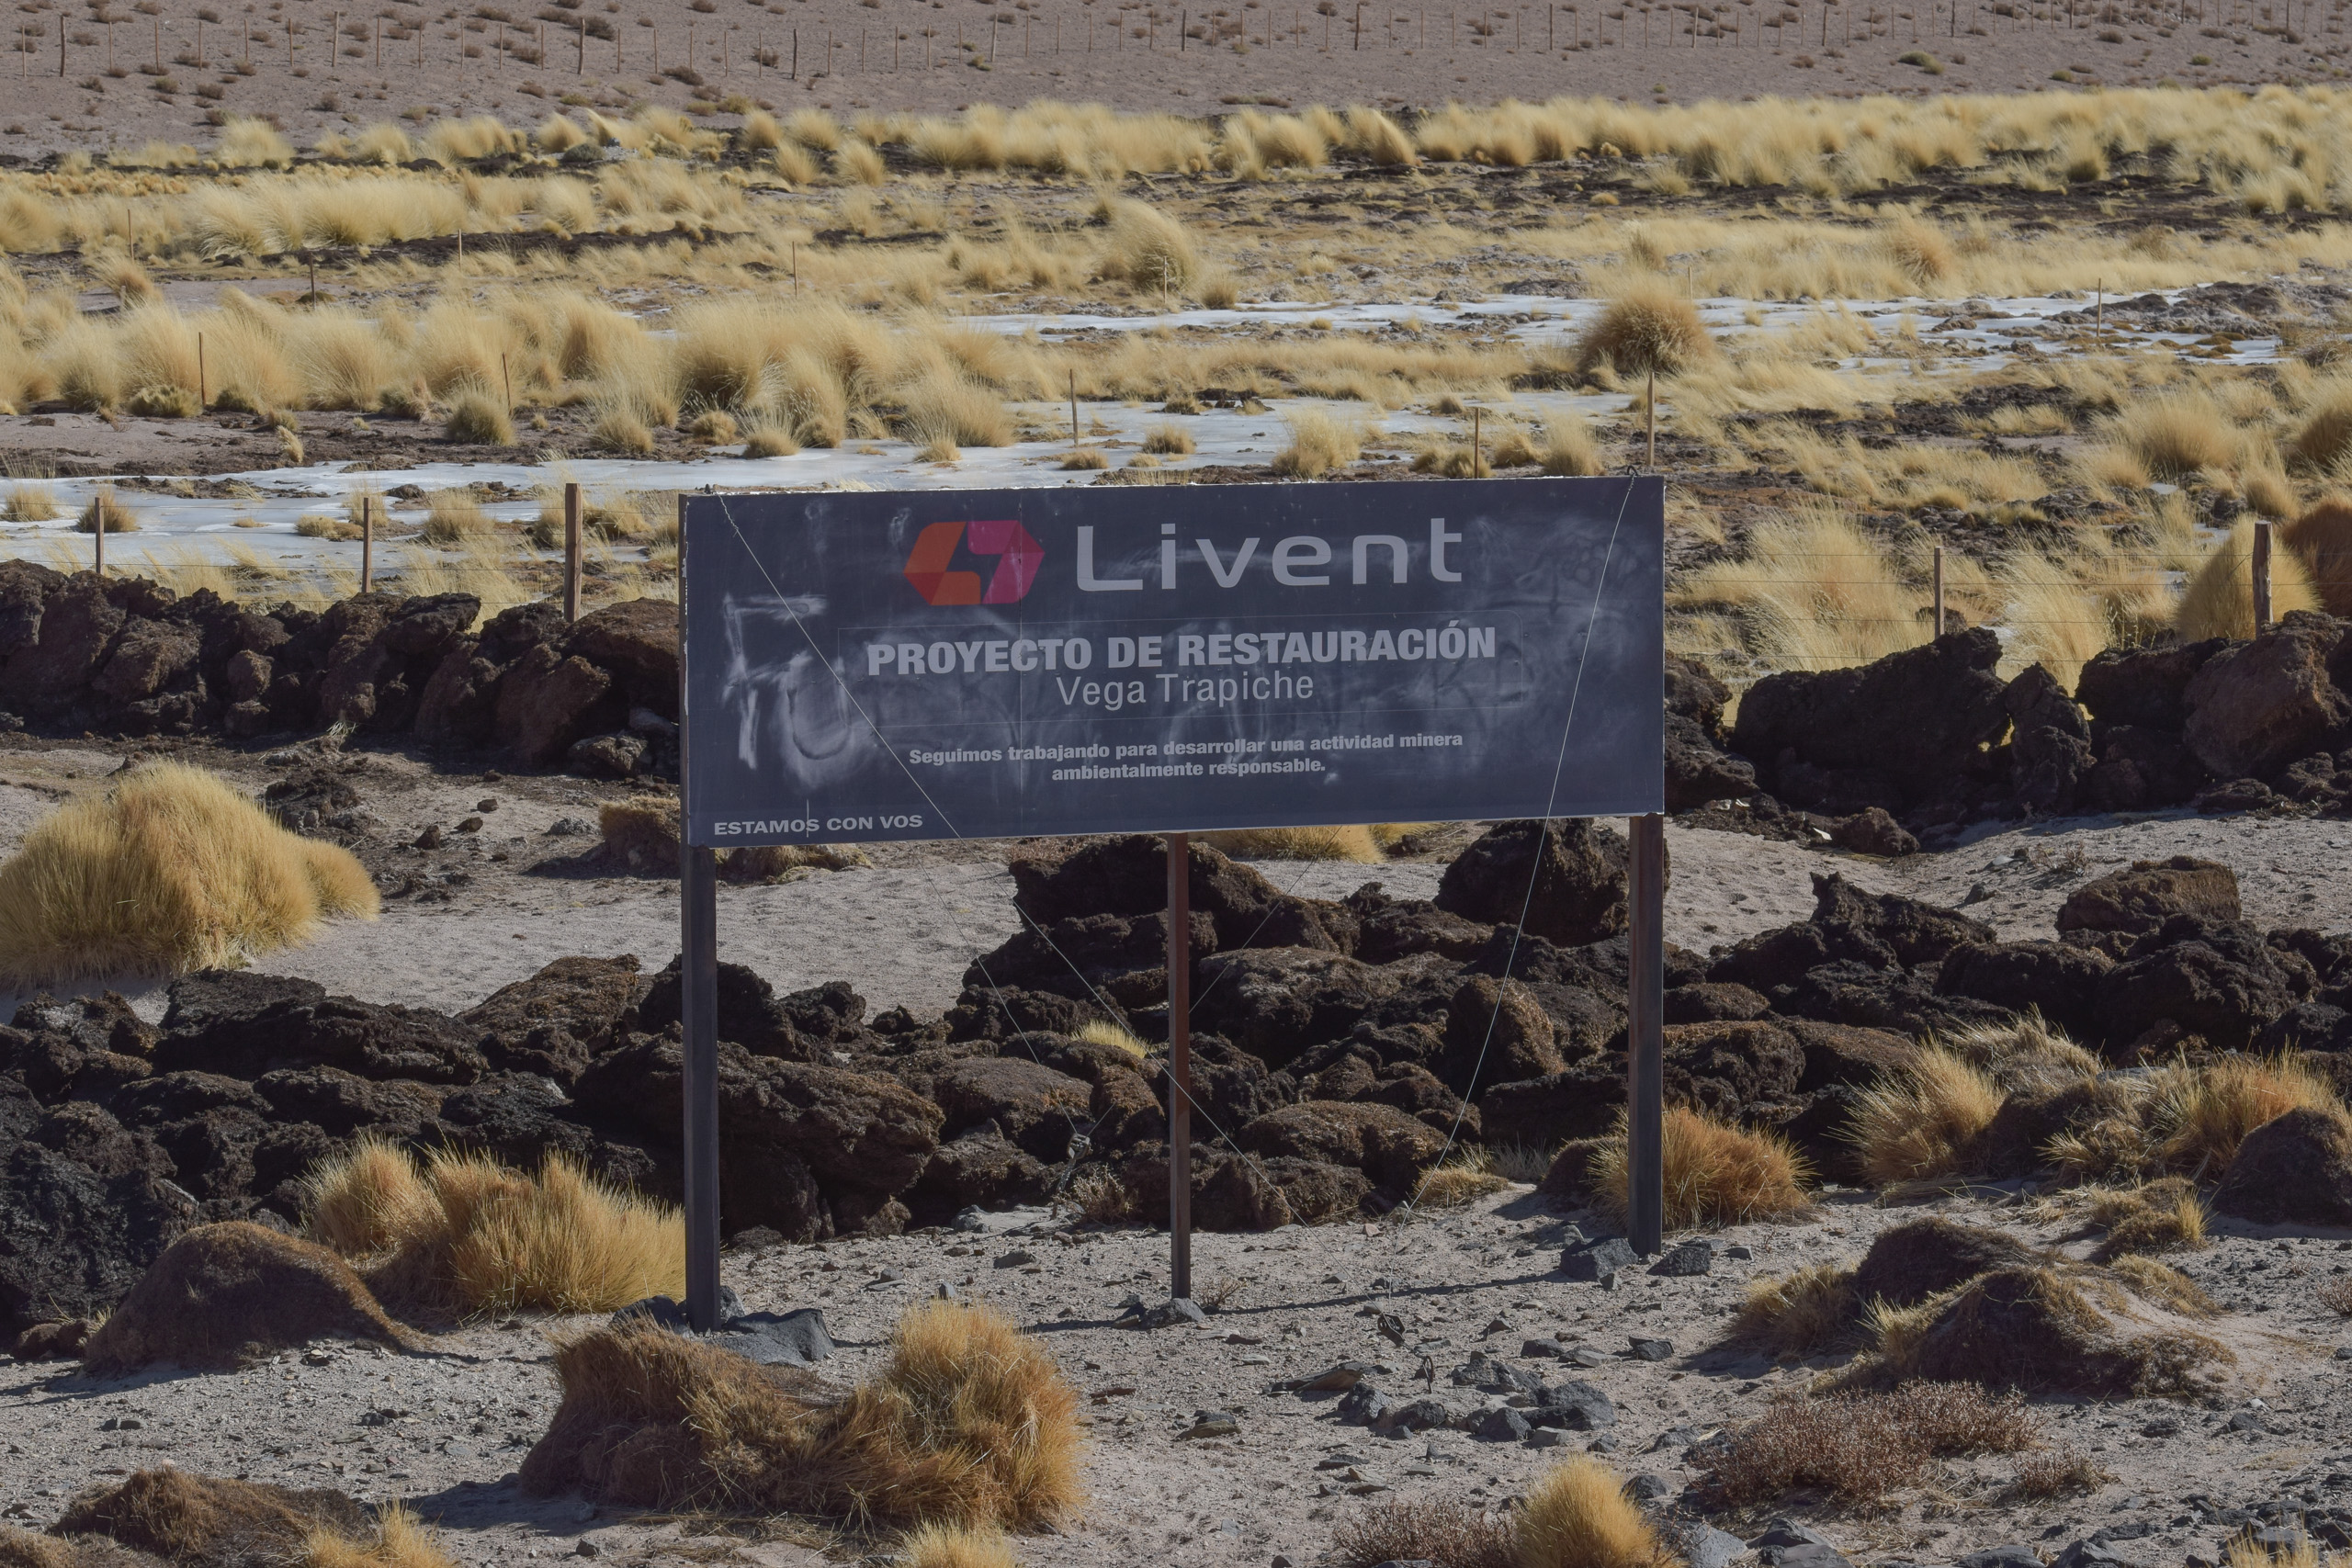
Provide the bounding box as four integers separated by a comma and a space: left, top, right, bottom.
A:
679, 477, 1662, 846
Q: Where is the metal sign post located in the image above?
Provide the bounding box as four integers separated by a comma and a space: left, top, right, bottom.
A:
1166, 833, 1193, 1300
1626, 812, 1666, 1255
672, 479, 1666, 1326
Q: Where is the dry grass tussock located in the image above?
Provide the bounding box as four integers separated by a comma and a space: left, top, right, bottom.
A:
2084, 1177, 2210, 1258
898, 1523, 1018, 1568
2283, 500, 2352, 617
1335, 1498, 1513, 1568
1591, 1104, 1812, 1230
1412, 1152, 1515, 1210
2177, 518, 2322, 639
1672, 502, 1929, 676
1574, 285, 1714, 378
2046, 1053, 2341, 1181
1272, 409, 1369, 477
1197, 824, 1385, 862
1513, 1455, 1670, 1568
306, 1140, 683, 1317
0, 762, 376, 989
1076, 1019, 1149, 1059
1846, 1046, 2011, 1189
1707, 1382, 2040, 1506
40, 1470, 453, 1568
520, 1299, 1082, 1530
1733, 1261, 1860, 1357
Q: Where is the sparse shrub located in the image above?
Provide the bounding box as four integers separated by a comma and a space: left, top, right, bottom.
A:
125, 382, 199, 418
596, 797, 681, 874
1512, 1456, 1664, 1568
303, 1502, 459, 1568
1272, 408, 1365, 477
1199, 269, 1240, 309
3, 471, 57, 522
1575, 284, 1714, 378
2177, 517, 2321, 638
314, 1144, 684, 1317
1590, 1104, 1811, 1229
444, 389, 515, 446
1334, 1498, 1513, 1568
1709, 1382, 2040, 1506
51, 1470, 415, 1568
2007, 1444, 2116, 1500
297, 513, 363, 541
1895, 47, 1944, 72
0, 761, 377, 989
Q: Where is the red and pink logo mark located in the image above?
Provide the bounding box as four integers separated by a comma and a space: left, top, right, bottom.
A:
902, 520, 1044, 605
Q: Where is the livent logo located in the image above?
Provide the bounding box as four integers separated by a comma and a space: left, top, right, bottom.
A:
902, 520, 1045, 605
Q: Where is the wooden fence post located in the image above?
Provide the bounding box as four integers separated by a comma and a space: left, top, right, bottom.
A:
2254, 520, 2274, 633
1933, 545, 1946, 637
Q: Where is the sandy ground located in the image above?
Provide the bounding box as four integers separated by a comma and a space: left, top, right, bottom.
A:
5, 731, 2347, 1021
4, 1187, 2350, 1568
10, 735, 2352, 1563
0, 0, 2337, 159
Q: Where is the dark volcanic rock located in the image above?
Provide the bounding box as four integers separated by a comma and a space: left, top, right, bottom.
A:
2094, 917, 2306, 1053
1434, 819, 1642, 948
1233, 1101, 1449, 1194
1936, 942, 2115, 1043
2213, 1108, 2352, 1225
2057, 858, 2241, 940
928, 1055, 1091, 1161
2182, 613, 2351, 781
461, 955, 645, 1084
0, 1142, 197, 1341
1731, 629, 2010, 810
158, 973, 486, 1083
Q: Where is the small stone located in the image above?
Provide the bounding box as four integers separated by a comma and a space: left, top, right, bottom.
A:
547, 817, 594, 837
1562, 1236, 1638, 1281
1626, 1337, 1675, 1361
1297, 1361, 1377, 1392
477, 797, 498, 811
1314, 1452, 1369, 1470
2335, 1347, 2352, 1361
1649, 1241, 1713, 1278
1272, 1558, 1295, 1568
1724, 1244, 1754, 1259
1482, 1316, 1513, 1337
413, 825, 443, 849
1629, 1472, 1673, 1501
1600, 1273, 1622, 1292
1179, 1414, 1241, 1440
1956, 1546, 2045, 1568
302, 1349, 334, 1366
457, 816, 484, 834
1666, 1523, 1747, 1568
443, 1440, 478, 1459
1139, 1297, 1208, 1330
1567, 1346, 1611, 1368
1337, 1383, 1392, 1427
1526, 1427, 1571, 1448
2141, 1416, 2182, 1438
574, 1541, 601, 1560
1532, 1380, 1616, 1430
994, 1250, 1036, 1269
1521, 1338, 1569, 1360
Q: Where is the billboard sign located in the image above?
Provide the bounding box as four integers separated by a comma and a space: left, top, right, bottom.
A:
680, 477, 1662, 845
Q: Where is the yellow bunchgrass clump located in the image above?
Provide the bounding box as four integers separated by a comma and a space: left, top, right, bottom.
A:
2086, 1177, 2209, 1258
1734, 1261, 1860, 1356
2176, 517, 2322, 639
1076, 1019, 1148, 1059
1591, 1104, 1812, 1230
1098, 197, 1199, 295
1271, 408, 1366, 477
421, 488, 490, 545
1413, 1152, 1514, 1210
301, 1504, 459, 1568
1142, 422, 1196, 455
75, 486, 136, 534
2108, 391, 2239, 479
1058, 446, 1110, 470
1672, 500, 1927, 674
309, 1142, 683, 1317
0, 762, 378, 989
522, 1299, 1082, 1529
297, 513, 363, 541
1540, 418, 1606, 476
443, 389, 515, 446
1575, 284, 1714, 378
1511, 1455, 1668, 1568
2046, 1053, 2341, 1181
2290, 388, 2352, 471
1846, 1047, 2006, 1188
1197, 824, 1384, 862
898, 1523, 1019, 1568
